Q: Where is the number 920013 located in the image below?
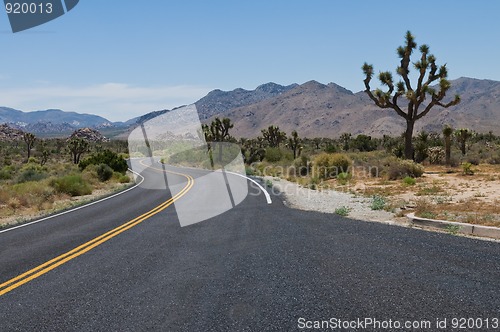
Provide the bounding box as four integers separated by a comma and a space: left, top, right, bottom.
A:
5, 2, 53, 14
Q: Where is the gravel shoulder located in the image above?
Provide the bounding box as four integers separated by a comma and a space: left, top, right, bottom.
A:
263, 176, 401, 224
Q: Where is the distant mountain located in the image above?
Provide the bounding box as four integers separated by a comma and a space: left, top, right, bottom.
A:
23, 121, 76, 134
127, 109, 170, 127
0, 108, 116, 135
202, 77, 500, 138
195, 82, 298, 119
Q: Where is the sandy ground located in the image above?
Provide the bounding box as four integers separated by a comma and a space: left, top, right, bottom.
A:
264, 164, 500, 228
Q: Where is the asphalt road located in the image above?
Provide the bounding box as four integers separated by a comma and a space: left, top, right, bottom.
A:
1, 160, 499, 331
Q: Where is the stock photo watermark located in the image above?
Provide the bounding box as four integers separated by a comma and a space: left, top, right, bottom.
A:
3, 0, 79, 33
127, 104, 249, 227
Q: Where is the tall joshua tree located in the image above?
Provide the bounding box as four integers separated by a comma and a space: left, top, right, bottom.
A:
454, 128, 474, 155
362, 31, 460, 160
23, 132, 36, 162
68, 137, 89, 164
287, 130, 302, 159
261, 125, 287, 148
442, 125, 453, 165
202, 117, 234, 165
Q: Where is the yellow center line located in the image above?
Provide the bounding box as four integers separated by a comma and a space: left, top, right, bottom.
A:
0, 162, 194, 297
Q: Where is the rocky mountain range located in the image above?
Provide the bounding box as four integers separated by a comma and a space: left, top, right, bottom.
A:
203, 77, 500, 138
0, 123, 25, 141
195, 82, 298, 120
1, 77, 499, 138
0, 108, 114, 134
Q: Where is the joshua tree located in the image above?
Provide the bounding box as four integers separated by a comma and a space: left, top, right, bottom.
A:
362, 31, 460, 160
202, 117, 234, 165
339, 133, 351, 151
312, 137, 322, 150
241, 139, 266, 164
39, 140, 49, 166
286, 130, 302, 159
23, 132, 36, 162
454, 128, 474, 155
68, 137, 89, 164
202, 117, 234, 143
261, 125, 287, 148
442, 125, 454, 165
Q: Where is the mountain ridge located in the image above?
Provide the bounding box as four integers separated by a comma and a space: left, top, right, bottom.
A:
1, 77, 499, 138
204, 77, 500, 138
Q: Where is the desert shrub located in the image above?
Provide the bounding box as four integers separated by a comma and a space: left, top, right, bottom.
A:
386, 158, 424, 180
264, 147, 283, 162
337, 172, 351, 185
96, 164, 113, 182
324, 144, 338, 153
292, 155, 311, 177
402, 176, 416, 186
461, 162, 474, 175
0, 166, 14, 180
16, 164, 48, 183
118, 174, 130, 183
51, 175, 92, 196
79, 150, 128, 174
313, 153, 352, 180
351, 134, 378, 152
335, 206, 351, 216
11, 180, 55, 209
371, 195, 386, 210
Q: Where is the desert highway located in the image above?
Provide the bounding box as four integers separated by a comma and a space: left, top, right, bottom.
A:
0, 159, 499, 331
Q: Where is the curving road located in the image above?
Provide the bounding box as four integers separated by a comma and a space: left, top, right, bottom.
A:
0, 160, 499, 331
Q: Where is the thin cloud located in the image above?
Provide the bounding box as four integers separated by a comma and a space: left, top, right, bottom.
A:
0, 83, 212, 122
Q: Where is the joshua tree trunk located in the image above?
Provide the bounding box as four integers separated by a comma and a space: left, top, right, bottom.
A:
404, 120, 415, 160
445, 136, 451, 165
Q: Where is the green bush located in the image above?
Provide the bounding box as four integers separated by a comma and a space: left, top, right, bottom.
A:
79, 150, 128, 174
335, 206, 351, 217
16, 164, 47, 183
386, 158, 424, 180
337, 172, 351, 185
263, 147, 283, 162
461, 162, 474, 175
51, 175, 92, 196
0, 166, 14, 180
118, 174, 130, 183
371, 195, 386, 210
96, 164, 113, 182
402, 176, 416, 186
324, 144, 338, 153
313, 153, 352, 180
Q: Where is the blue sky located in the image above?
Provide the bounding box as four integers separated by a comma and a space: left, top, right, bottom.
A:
1, 0, 499, 121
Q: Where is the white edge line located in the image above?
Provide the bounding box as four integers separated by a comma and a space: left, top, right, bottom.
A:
0, 168, 145, 235
225, 171, 272, 204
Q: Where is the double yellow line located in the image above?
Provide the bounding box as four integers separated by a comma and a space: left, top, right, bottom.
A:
0, 164, 194, 297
